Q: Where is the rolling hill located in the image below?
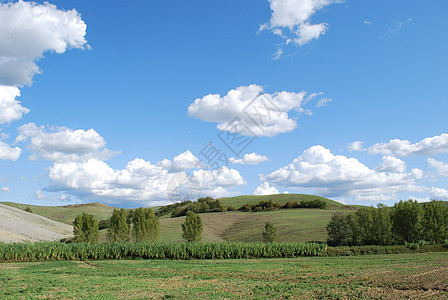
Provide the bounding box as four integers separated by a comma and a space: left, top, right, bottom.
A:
1, 194, 358, 243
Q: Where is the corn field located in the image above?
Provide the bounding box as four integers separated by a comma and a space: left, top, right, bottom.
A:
0, 241, 327, 262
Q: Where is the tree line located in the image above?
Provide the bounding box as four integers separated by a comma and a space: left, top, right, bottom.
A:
73, 208, 203, 243
326, 200, 448, 246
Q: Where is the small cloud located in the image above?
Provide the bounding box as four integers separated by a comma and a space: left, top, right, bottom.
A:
348, 141, 365, 152
0, 187, 10, 192
254, 182, 279, 195
229, 153, 269, 165
379, 17, 412, 39
364, 20, 372, 25
272, 47, 283, 60
316, 98, 332, 108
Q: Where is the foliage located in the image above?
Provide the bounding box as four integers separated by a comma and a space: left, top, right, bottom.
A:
98, 219, 110, 230
262, 222, 278, 243
181, 211, 203, 242
326, 199, 448, 246
239, 199, 327, 212
155, 200, 192, 217
421, 200, 448, 243
0, 241, 327, 262
171, 197, 226, 218
132, 208, 160, 242
391, 199, 423, 243
73, 213, 99, 243
107, 209, 130, 242
24, 206, 33, 213
326, 214, 352, 246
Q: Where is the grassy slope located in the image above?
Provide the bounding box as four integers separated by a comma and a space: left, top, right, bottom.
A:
0, 202, 116, 225
2, 194, 356, 243
218, 194, 344, 209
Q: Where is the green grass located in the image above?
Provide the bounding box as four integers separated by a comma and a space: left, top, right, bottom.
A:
1, 252, 447, 299
219, 193, 344, 209
158, 209, 352, 243
0, 202, 117, 225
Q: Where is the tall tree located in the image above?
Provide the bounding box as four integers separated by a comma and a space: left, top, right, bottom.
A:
73, 213, 99, 243
391, 199, 423, 243
326, 214, 352, 246
108, 209, 130, 242
422, 200, 448, 243
132, 208, 160, 242
181, 211, 203, 242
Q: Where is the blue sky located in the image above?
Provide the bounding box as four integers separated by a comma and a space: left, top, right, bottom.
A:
0, 0, 447, 208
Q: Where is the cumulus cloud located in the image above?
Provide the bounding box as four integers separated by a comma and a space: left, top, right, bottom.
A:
229, 153, 269, 165
261, 0, 341, 46
347, 141, 364, 152
428, 158, 448, 177
47, 155, 246, 206
262, 145, 423, 198
0, 140, 21, 161
376, 156, 407, 173
0, 0, 88, 87
254, 182, 279, 195
0, 187, 10, 192
16, 123, 117, 162
430, 187, 448, 200
368, 133, 448, 156
188, 84, 327, 137
157, 150, 202, 172
0, 86, 29, 124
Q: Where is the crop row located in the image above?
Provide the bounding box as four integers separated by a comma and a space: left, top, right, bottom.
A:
0, 241, 327, 262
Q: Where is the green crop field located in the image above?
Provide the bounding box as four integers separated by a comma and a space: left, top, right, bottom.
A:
1, 252, 447, 299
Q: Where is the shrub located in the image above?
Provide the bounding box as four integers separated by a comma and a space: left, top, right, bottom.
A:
24, 207, 33, 213
262, 222, 278, 243
98, 219, 110, 230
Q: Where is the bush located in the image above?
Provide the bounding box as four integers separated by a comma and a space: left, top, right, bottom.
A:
262, 222, 278, 243
98, 219, 110, 230
24, 207, 33, 213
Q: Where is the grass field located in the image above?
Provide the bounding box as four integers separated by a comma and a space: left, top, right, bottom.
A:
1, 252, 446, 299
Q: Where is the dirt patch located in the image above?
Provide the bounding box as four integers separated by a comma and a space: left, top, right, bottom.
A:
0, 203, 73, 243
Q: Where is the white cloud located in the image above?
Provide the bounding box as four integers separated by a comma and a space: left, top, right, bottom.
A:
376, 156, 407, 173
427, 158, 448, 178
188, 84, 326, 137
0, 140, 21, 161
47, 155, 246, 206
262, 0, 341, 46
262, 145, 423, 199
33, 190, 49, 200
229, 153, 269, 165
254, 182, 279, 195
0, 1, 88, 87
272, 47, 283, 60
0, 86, 29, 124
430, 187, 448, 200
0, 187, 10, 192
347, 141, 364, 152
316, 97, 332, 108
16, 123, 117, 162
157, 150, 202, 172
368, 133, 448, 156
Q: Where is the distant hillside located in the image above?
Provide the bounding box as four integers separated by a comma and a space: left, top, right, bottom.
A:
0, 202, 116, 225
218, 194, 344, 209
0, 204, 73, 243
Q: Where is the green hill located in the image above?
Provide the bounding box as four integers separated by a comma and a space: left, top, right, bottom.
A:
0, 202, 117, 225
218, 194, 344, 209
1, 194, 359, 243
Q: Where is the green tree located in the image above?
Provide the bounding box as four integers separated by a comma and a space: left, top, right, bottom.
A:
422, 200, 448, 243
108, 209, 130, 242
326, 214, 352, 246
73, 213, 99, 243
181, 211, 203, 242
372, 204, 393, 245
132, 208, 160, 242
391, 199, 423, 243
262, 222, 278, 243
